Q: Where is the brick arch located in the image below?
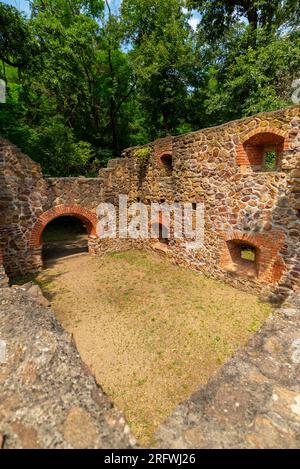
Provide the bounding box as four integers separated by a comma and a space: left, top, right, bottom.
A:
220, 230, 286, 284
240, 127, 288, 145
158, 150, 173, 159
158, 151, 173, 171
30, 205, 98, 249
236, 127, 289, 168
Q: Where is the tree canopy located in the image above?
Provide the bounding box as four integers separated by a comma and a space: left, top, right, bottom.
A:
0, 0, 299, 176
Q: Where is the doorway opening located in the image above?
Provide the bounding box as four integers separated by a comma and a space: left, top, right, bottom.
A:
42, 216, 88, 262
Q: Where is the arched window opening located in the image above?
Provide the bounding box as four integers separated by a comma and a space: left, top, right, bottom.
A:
160, 154, 173, 175
240, 132, 285, 172
42, 216, 88, 262
226, 240, 258, 278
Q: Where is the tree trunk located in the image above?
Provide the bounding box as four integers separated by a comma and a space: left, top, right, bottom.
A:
246, 6, 258, 47
110, 98, 119, 155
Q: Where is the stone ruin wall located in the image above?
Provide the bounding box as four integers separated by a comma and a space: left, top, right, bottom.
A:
95, 106, 300, 300
0, 139, 103, 276
1, 106, 300, 301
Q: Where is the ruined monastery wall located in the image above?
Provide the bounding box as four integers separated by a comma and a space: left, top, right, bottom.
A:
1, 106, 300, 300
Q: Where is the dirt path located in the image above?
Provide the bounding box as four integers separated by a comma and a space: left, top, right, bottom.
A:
36, 250, 271, 446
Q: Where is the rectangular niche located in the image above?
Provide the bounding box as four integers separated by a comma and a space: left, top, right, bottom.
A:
225, 240, 259, 279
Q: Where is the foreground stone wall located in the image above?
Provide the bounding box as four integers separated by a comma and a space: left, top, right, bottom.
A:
1, 106, 300, 299
0, 286, 136, 449
156, 291, 300, 449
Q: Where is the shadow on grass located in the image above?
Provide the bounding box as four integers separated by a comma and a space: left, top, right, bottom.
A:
12, 269, 67, 303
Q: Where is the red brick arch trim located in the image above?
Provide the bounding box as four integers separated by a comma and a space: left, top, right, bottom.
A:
236, 127, 289, 167
240, 127, 288, 145
220, 230, 286, 284
158, 151, 173, 169
158, 150, 173, 158
30, 205, 98, 249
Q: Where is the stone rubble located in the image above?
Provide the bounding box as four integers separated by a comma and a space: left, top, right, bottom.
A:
0, 287, 136, 449
155, 292, 300, 449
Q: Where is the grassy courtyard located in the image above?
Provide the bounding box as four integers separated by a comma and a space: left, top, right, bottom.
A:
35, 250, 271, 446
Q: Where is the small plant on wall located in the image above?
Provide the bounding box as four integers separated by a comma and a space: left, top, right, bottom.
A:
134, 147, 151, 183
134, 147, 151, 159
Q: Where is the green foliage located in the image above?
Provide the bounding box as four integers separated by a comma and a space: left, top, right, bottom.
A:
188, 0, 300, 42
0, 1, 300, 176
121, 0, 196, 137
22, 118, 93, 177
30, 0, 105, 23
187, 3, 300, 128
241, 247, 256, 262
195, 30, 300, 126
0, 1, 135, 175
134, 147, 151, 159
0, 4, 38, 68
264, 151, 277, 172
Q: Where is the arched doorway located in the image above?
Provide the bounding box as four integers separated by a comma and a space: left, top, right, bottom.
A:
41, 216, 89, 262
30, 205, 98, 267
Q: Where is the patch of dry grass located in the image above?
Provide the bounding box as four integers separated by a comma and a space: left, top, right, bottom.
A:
36, 250, 271, 447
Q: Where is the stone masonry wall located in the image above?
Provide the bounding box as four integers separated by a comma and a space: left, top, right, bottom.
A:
1, 106, 300, 300
155, 290, 300, 449
94, 106, 300, 300
0, 286, 136, 449
0, 139, 102, 276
